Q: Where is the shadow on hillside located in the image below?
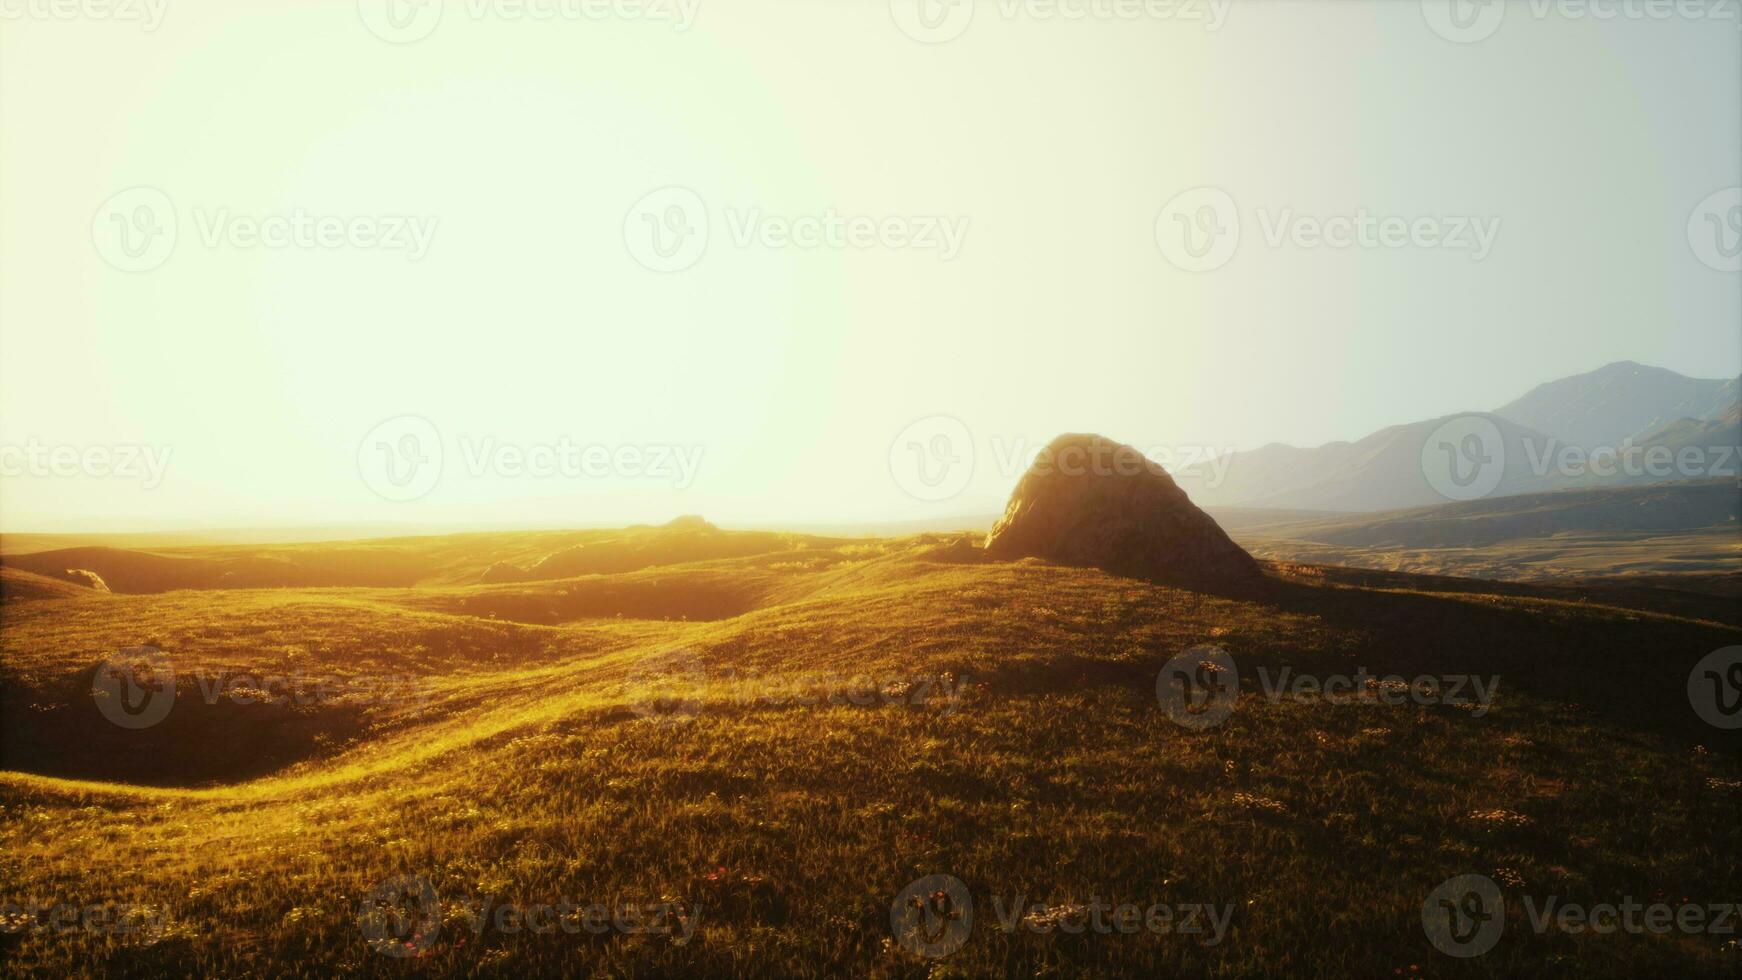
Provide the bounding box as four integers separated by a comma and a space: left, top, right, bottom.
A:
0, 664, 377, 786
418, 576, 769, 624
956, 557, 1742, 752
1251, 569, 1742, 752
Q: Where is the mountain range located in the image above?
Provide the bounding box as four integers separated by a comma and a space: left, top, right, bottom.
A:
1177, 361, 1741, 512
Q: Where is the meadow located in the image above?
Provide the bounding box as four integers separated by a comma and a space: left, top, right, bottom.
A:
2, 526, 1739, 977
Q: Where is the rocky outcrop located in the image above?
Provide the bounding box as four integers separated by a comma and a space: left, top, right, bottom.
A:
984, 434, 1264, 594
59, 569, 111, 592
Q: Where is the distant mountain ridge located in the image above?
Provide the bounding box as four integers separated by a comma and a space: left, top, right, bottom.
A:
1178, 361, 1741, 512
1492, 360, 1737, 448
1179, 413, 1562, 512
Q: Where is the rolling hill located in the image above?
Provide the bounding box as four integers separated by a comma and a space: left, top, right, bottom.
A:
0, 520, 846, 594
1, 527, 1739, 977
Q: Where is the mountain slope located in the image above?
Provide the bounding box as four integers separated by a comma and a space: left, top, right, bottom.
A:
1176, 414, 1559, 512
1494, 360, 1738, 448
1177, 362, 1741, 512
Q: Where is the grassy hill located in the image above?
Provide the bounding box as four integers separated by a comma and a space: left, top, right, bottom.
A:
2, 530, 1739, 977
0, 520, 848, 594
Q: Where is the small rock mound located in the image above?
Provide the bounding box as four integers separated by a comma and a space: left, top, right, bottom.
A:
984, 434, 1264, 595
479, 562, 530, 585
662, 515, 719, 533
919, 533, 983, 564
59, 569, 111, 592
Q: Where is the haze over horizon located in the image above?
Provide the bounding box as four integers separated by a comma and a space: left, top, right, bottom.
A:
3, 2, 1738, 531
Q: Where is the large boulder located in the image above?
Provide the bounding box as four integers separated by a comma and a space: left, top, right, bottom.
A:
984, 433, 1264, 594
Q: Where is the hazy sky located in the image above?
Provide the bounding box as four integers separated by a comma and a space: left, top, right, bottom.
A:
2, 1, 1738, 530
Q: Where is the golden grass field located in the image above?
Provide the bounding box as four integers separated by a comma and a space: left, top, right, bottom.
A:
2, 525, 1740, 977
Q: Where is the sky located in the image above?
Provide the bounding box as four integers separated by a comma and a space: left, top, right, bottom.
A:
1, 0, 1738, 531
